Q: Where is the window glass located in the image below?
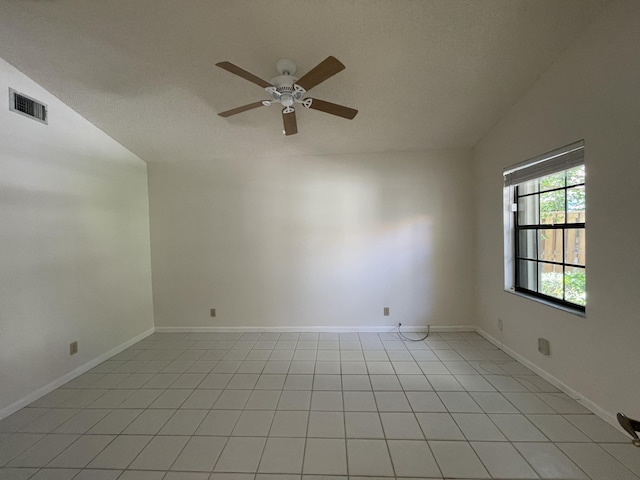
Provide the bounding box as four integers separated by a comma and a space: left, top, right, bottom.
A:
509, 154, 585, 311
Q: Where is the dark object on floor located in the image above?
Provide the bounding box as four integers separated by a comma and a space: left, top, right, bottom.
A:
617, 413, 640, 446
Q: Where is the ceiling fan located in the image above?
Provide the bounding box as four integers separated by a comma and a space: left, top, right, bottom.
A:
216, 56, 358, 136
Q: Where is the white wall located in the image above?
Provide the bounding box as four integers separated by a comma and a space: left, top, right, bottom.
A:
474, 0, 640, 422
149, 150, 475, 330
0, 58, 154, 415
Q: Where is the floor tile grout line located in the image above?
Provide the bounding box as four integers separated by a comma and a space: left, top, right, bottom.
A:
5, 330, 632, 479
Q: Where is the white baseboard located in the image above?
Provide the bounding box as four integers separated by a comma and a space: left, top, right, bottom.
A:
153, 325, 477, 333
0, 328, 155, 421
475, 327, 622, 432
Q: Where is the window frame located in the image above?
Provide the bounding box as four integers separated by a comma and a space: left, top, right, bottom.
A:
503, 141, 586, 315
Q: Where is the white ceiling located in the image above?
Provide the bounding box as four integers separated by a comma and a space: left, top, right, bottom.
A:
0, 0, 608, 163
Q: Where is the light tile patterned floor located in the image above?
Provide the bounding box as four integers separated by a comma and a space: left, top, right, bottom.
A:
1, 331, 638, 480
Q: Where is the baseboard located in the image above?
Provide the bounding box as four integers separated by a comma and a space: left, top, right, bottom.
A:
0, 327, 155, 421
153, 325, 477, 333
475, 327, 622, 432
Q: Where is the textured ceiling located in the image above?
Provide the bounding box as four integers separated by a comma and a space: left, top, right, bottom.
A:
0, 0, 608, 163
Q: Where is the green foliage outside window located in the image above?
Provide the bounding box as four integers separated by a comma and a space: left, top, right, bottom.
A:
536, 166, 586, 307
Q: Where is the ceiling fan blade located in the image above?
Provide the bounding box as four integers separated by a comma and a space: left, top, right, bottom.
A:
216, 61, 272, 88
295, 56, 345, 91
307, 98, 358, 119
282, 108, 298, 136
218, 101, 265, 117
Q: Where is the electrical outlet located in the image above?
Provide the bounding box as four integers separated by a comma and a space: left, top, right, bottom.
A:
538, 338, 550, 355
69, 341, 78, 355
498, 318, 503, 331
210, 308, 216, 317
383, 307, 390, 316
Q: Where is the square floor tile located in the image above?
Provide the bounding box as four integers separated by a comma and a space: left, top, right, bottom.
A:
470, 391, 519, 413
527, 414, 591, 442
558, 442, 638, 480
387, 439, 441, 477
232, 410, 274, 436
159, 409, 207, 435
181, 389, 222, 409
278, 391, 311, 410
308, 411, 344, 437
0, 433, 45, 466
601, 443, 640, 477
0, 409, 49, 433
438, 391, 482, 412
19, 409, 79, 433
213, 390, 251, 409
269, 411, 309, 437
170, 373, 206, 389
405, 391, 447, 412
255, 375, 286, 390
374, 392, 411, 412
53, 409, 111, 433
289, 361, 315, 374
129, 435, 189, 470
284, 374, 313, 390
429, 440, 490, 478
537, 393, 591, 414
514, 442, 588, 479
170, 436, 226, 471
345, 412, 384, 438
415, 412, 464, 440
346, 439, 394, 476
380, 413, 424, 439
454, 374, 496, 391
215, 437, 266, 473
195, 410, 241, 436
47, 434, 115, 467
72, 469, 122, 480
472, 441, 538, 478
199, 374, 232, 389
119, 390, 164, 409
245, 390, 281, 410
426, 374, 464, 391
488, 413, 548, 441
303, 438, 347, 475
149, 390, 192, 409
8, 434, 78, 467
370, 375, 402, 391
310, 391, 343, 411
28, 469, 80, 480
343, 391, 377, 412
88, 435, 151, 469
503, 392, 556, 413
124, 409, 174, 435
258, 437, 305, 474
313, 375, 341, 391
565, 414, 630, 442
453, 413, 506, 441
226, 374, 259, 390
341, 375, 371, 391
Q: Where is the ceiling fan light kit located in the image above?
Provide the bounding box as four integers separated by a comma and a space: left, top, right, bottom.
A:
216, 56, 358, 136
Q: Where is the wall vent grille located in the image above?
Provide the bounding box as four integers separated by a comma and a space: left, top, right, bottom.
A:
9, 88, 48, 124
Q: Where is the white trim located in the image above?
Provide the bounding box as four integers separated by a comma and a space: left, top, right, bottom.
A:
154, 325, 476, 333
0, 328, 155, 421
475, 327, 623, 433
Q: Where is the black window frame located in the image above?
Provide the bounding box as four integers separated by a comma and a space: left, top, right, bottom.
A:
513, 171, 586, 312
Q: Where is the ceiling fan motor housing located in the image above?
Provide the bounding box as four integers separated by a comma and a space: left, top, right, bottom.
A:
267, 69, 307, 107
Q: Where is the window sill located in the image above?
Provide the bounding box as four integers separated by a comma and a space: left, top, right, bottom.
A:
504, 289, 586, 318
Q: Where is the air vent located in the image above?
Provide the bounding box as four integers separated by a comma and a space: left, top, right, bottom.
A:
9, 88, 47, 124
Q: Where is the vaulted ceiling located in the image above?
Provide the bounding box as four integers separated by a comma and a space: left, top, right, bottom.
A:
0, 0, 608, 163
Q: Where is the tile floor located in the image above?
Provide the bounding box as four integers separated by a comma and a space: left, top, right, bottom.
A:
1, 331, 638, 480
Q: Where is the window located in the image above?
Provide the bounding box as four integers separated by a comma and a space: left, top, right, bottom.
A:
503, 141, 585, 312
